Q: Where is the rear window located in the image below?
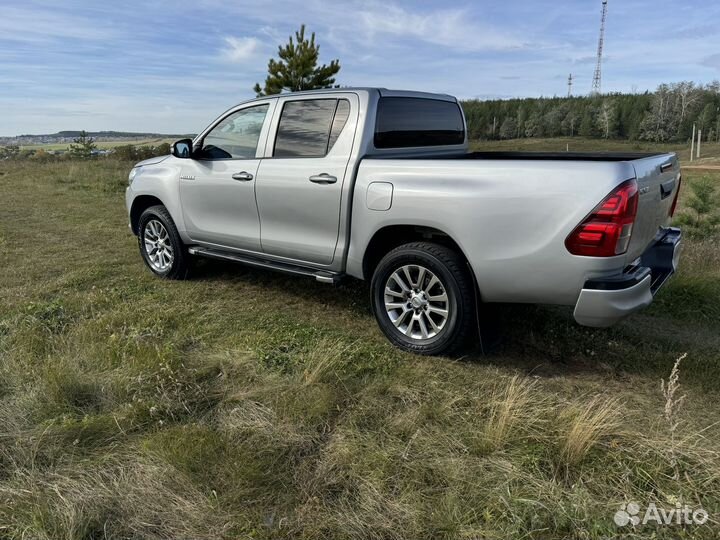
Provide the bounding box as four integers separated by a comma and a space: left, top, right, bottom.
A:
374, 97, 465, 149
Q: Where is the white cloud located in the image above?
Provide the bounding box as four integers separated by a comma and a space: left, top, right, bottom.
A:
221, 36, 263, 63
357, 4, 525, 52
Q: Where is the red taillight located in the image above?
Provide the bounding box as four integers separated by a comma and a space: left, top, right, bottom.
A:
669, 176, 682, 217
565, 179, 639, 257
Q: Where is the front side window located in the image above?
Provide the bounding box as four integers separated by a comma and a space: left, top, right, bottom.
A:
274, 99, 342, 158
201, 104, 269, 159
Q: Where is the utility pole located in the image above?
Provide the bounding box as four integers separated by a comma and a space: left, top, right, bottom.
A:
716, 106, 719, 143
697, 129, 702, 159
591, 0, 608, 95
691, 123, 695, 162
568, 73, 573, 97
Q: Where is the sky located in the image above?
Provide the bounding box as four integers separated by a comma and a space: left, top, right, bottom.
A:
1, 0, 720, 136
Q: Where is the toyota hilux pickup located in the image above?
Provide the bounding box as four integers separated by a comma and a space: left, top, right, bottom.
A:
125, 88, 682, 355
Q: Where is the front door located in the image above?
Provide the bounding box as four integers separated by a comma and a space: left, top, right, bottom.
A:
179, 102, 273, 252
255, 96, 357, 265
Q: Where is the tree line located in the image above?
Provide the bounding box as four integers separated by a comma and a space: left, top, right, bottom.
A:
0, 131, 172, 162
462, 81, 720, 142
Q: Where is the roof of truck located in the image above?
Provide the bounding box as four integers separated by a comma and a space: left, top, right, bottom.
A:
243, 87, 457, 103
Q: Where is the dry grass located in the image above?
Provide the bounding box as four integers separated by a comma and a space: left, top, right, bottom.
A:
0, 455, 229, 540
559, 396, 622, 468
482, 375, 539, 450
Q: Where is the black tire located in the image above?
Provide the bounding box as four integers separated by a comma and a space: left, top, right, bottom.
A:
137, 205, 190, 280
370, 242, 475, 355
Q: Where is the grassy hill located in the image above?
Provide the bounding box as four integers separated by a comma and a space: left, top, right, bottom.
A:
0, 143, 719, 538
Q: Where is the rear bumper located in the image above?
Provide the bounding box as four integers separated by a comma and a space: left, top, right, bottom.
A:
573, 227, 682, 327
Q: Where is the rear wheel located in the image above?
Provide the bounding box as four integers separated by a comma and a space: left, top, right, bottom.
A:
137, 205, 190, 280
370, 242, 475, 355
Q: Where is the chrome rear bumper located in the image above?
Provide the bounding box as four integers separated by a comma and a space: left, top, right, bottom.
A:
574, 227, 682, 327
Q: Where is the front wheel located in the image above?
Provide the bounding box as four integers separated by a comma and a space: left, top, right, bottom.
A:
370, 242, 475, 355
137, 205, 190, 280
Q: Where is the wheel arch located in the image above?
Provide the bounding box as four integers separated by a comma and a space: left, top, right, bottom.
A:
362, 225, 471, 281
130, 195, 166, 235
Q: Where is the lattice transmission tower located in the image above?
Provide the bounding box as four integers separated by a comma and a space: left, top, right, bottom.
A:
591, 0, 608, 95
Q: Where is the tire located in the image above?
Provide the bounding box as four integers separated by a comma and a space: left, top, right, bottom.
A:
137, 205, 190, 280
370, 242, 475, 355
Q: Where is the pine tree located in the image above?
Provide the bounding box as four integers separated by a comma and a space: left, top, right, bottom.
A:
253, 25, 340, 96
68, 131, 97, 159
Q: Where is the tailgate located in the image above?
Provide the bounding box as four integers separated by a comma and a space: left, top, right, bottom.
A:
625, 153, 680, 262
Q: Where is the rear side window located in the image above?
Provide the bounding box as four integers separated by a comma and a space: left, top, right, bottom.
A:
328, 100, 350, 150
374, 97, 465, 149
274, 99, 349, 158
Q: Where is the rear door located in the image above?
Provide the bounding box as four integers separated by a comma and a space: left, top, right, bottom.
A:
179, 101, 275, 251
255, 94, 358, 265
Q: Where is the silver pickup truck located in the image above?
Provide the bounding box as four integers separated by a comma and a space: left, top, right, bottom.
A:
125, 88, 682, 355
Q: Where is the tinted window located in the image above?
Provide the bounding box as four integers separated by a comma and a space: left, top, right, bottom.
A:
274, 99, 337, 157
374, 97, 465, 149
328, 99, 350, 151
201, 105, 269, 159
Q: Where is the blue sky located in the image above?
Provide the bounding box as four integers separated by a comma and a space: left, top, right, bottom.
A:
1, 0, 720, 136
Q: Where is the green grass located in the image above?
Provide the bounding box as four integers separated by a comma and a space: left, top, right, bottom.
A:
1, 149, 719, 539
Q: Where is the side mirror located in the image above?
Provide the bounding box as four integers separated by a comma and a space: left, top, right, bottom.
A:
171, 139, 193, 159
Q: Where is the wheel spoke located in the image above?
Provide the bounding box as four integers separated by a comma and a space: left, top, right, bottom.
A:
428, 306, 448, 317
403, 317, 415, 336
416, 266, 426, 289
417, 315, 429, 339
385, 287, 405, 298
393, 309, 410, 329
426, 312, 441, 332
427, 292, 448, 302
391, 272, 411, 293
402, 266, 415, 289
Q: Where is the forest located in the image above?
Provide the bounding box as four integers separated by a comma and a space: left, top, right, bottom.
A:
461, 81, 720, 143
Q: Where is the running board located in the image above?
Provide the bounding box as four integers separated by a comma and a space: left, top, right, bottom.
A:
187, 247, 342, 284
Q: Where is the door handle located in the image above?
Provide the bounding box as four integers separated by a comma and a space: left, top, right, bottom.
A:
660, 178, 676, 199
309, 173, 337, 184
232, 171, 253, 181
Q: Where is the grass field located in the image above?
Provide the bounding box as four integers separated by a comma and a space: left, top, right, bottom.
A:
1, 141, 720, 539
19, 138, 178, 152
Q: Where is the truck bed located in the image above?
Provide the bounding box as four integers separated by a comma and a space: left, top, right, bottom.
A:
463, 151, 667, 162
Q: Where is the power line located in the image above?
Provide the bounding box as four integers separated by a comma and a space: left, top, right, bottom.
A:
591, 0, 608, 95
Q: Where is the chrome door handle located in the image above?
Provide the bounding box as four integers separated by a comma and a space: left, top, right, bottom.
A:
309, 173, 337, 184
232, 171, 253, 181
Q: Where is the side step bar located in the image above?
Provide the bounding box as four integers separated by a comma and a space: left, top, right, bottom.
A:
187, 246, 342, 284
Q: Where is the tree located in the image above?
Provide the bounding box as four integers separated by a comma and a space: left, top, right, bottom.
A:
524, 113, 543, 138
597, 99, 616, 138
579, 109, 597, 137
499, 117, 518, 139
68, 131, 97, 159
253, 25, 340, 96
